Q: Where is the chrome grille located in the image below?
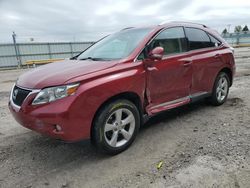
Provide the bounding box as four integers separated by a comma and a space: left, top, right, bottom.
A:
12, 85, 31, 106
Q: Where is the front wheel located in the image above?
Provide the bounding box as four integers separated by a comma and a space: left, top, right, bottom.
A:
92, 99, 140, 155
210, 72, 230, 106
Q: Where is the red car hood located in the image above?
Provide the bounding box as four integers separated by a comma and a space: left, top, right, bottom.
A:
16, 60, 118, 89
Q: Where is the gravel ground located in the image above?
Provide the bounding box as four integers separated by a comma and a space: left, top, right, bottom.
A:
0, 48, 250, 188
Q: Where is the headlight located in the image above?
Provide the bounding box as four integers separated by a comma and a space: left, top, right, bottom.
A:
32, 83, 79, 105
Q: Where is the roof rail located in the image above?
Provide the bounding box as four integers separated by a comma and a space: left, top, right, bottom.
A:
121, 27, 135, 31
159, 21, 207, 28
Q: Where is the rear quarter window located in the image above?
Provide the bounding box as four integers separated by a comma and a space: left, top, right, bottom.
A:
185, 27, 215, 50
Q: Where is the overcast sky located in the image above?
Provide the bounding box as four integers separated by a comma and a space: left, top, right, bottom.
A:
0, 0, 250, 43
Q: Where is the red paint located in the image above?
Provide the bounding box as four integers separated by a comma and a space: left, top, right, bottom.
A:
9, 22, 235, 141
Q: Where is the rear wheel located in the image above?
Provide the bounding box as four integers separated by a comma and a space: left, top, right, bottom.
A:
92, 99, 140, 155
210, 72, 230, 106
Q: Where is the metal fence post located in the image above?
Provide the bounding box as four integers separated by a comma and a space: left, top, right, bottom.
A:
236, 33, 240, 45
48, 43, 52, 59
12, 31, 21, 68
69, 42, 73, 58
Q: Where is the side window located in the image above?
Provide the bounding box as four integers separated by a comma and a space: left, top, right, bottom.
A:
150, 27, 188, 56
185, 27, 212, 50
208, 34, 221, 47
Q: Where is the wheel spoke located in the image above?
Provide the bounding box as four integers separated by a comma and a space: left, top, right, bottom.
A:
121, 129, 132, 140
218, 78, 223, 88
122, 114, 133, 126
216, 87, 220, 93
115, 109, 123, 122
221, 79, 226, 87
221, 89, 226, 95
109, 131, 118, 147
217, 91, 221, 100
105, 123, 115, 132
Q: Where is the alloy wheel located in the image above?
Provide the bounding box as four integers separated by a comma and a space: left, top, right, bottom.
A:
216, 76, 228, 102
104, 108, 135, 148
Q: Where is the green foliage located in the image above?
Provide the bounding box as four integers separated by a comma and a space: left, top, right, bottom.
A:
234, 25, 242, 33
242, 25, 249, 32
222, 28, 228, 35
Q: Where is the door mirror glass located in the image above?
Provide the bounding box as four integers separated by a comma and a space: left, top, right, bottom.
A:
148, 47, 164, 60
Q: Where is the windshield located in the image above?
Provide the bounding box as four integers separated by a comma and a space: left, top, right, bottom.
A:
77, 28, 152, 61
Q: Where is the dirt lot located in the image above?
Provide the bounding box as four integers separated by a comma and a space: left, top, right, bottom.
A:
0, 48, 250, 188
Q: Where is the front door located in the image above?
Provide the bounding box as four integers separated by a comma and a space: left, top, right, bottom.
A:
144, 27, 192, 114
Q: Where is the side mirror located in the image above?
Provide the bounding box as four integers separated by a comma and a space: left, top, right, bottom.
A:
148, 47, 164, 60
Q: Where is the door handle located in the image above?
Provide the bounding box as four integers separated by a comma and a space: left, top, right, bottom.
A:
147, 67, 158, 71
180, 59, 192, 67
179, 58, 192, 67
183, 62, 192, 67
214, 54, 221, 58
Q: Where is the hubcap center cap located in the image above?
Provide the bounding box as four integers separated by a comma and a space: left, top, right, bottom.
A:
114, 122, 123, 131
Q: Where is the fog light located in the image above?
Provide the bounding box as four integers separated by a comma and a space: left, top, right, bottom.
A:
55, 124, 62, 132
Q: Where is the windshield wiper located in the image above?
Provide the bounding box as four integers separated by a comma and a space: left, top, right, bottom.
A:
79, 57, 106, 61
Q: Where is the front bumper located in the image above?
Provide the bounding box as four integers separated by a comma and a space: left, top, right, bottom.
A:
9, 86, 91, 142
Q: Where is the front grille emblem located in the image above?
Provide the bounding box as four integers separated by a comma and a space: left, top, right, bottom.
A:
13, 89, 18, 100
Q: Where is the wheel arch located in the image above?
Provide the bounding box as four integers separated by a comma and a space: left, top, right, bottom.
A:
219, 67, 233, 87
90, 91, 144, 139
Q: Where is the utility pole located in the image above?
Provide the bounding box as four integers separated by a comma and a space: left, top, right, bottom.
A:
12, 31, 21, 68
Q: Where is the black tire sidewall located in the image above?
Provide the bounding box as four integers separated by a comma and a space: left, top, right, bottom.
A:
93, 99, 140, 154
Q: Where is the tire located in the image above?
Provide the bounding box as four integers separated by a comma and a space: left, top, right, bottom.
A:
210, 72, 230, 106
91, 99, 140, 155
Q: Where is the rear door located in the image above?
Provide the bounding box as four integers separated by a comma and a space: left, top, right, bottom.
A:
184, 27, 224, 95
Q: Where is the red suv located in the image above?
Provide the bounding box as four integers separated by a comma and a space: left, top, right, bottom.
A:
9, 22, 235, 154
